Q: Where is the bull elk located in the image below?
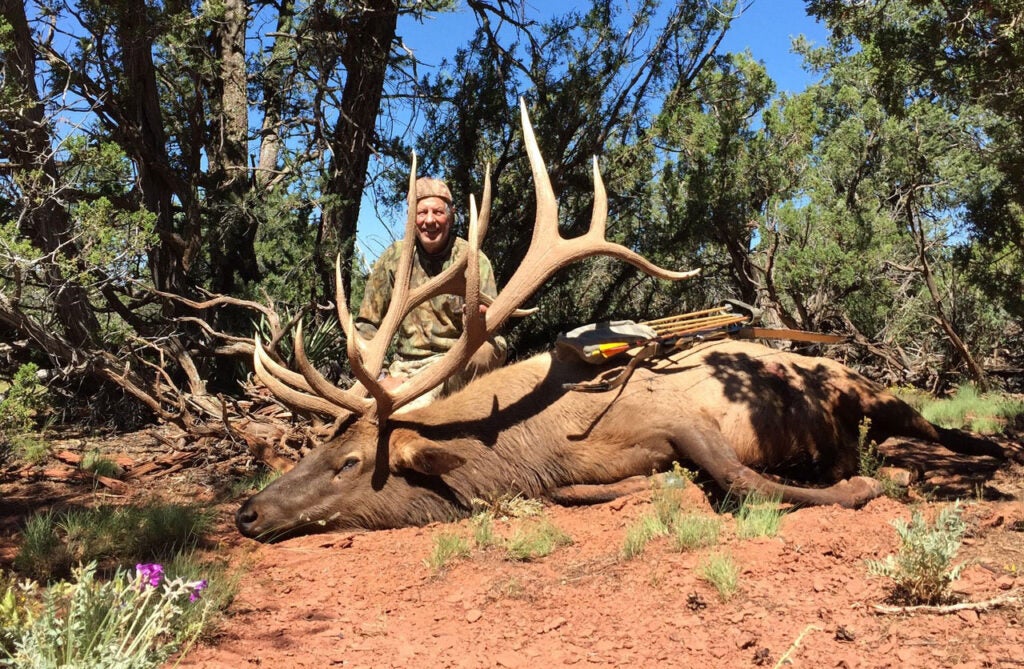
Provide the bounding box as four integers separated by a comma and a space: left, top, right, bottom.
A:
236, 101, 1011, 540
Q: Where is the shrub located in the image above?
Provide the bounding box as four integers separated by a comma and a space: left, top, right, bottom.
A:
0, 363, 50, 463
1, 561, 217, 668
857, 417, 884, 477
867, 502, 966, 605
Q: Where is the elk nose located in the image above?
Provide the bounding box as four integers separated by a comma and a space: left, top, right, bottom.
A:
235, 503, 259, 537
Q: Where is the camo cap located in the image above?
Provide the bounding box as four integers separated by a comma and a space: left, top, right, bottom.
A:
415, 177, 452, 204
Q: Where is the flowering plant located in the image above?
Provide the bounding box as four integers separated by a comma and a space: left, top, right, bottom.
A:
2, 562, 214, 669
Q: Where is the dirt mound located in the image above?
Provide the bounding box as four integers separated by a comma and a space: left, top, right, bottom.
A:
3, 431, 1023, 668
181, 461, 1024, 668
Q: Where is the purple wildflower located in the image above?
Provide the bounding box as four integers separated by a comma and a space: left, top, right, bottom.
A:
189, 579, 209, 603
135, 563, 164, 589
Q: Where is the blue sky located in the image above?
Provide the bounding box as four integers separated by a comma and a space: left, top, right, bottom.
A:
357, 0, 830, 259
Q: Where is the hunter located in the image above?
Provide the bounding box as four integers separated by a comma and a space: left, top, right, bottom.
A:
355, 177, 508, 397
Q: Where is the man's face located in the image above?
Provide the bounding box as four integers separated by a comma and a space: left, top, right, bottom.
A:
415, 196, 451, 254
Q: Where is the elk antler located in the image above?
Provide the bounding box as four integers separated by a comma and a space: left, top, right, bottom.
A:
254, 98, 699, 424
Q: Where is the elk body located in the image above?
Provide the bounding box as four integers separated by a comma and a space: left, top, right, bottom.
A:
237, 337, 1000, 538
236, 101, 1007, 540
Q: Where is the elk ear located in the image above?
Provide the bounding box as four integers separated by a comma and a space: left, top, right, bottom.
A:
390, 439, 467, 476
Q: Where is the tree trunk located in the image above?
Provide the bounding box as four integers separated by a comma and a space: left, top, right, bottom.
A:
115, 0, 198, 293
207, 0, 259, 295
909, 211, 988, 389
0, 0, 101, 347
316, 0, 399, 300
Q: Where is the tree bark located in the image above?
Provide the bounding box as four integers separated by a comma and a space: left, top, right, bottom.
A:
316, 0, 399, 300
115, 0, 198, 293
0, 0, 101, 347
207, 0, 259, 295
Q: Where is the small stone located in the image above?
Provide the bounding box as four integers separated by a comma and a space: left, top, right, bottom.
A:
956, 609, 979, 624
465, 608, 483, 623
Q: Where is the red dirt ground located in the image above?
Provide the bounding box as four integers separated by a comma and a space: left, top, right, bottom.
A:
3, 432, 1024, 668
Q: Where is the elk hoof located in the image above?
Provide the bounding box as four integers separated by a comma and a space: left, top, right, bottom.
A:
841, 476, 885, 508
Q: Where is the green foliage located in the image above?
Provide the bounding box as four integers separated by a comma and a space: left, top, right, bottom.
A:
890, 385, 932, 412
228, 467, 281, 498
470, 511, 495, 548
424, 533, 471, 573
69, 197, 157, 286
920, 384, 1024, 434
622, 515, 669, 560
13, 505, 213, 582
734, 492, 785, 539
867, 502, 966, 605
0, 364, 50, 463
807, 0, 1024, 321
650, 463, 696, 527
504, 519, 573, 562
80, 451, 124, 480
1, 571, 32, 657
699, 552, 739, 601
672, 514, 723, 552
857, 417, 885, 479
1, 561, 220, 668
252, 315, 345, 376
623, 467, 722, 558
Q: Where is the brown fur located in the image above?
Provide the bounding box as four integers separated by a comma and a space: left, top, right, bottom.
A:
236, 339, 1002, 539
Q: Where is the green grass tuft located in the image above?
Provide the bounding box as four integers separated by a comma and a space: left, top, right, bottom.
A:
672, 513, 723, 551
424, 533, 471, 572
919, 384, 1024, 434
699, 552, 739, 601
471, 511, 496, 548
504, 519, 572, 562
622, 515, 669, 560
80, 450, 124, 479
734, 492, 785, 539
13, 504, 214, 581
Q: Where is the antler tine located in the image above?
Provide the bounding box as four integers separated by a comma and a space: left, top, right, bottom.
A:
481, 98, 699, 331
383, 188, 489, 412
253, 338, 353, 419
255, 102, 697, 425
333, 155, 424, 420
334, 254, 355, 340
292, 322, 373, 415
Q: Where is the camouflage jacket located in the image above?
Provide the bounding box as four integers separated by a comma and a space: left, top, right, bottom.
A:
355, 236, 507, 366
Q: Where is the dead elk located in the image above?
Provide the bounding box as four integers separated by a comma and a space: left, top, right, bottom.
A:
235, 103, 1012, 540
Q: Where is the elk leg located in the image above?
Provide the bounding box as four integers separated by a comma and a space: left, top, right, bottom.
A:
667, 425, 883, 509
546, 476, 652, 505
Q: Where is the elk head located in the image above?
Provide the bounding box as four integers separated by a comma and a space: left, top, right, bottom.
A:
235, 99, 699, 539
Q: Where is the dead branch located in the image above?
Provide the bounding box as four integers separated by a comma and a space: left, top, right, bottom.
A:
872, 589, 1023, 615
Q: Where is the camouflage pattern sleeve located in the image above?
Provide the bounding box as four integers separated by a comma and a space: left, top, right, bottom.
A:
354, 238, 506, 364
354, 241, 400, 339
